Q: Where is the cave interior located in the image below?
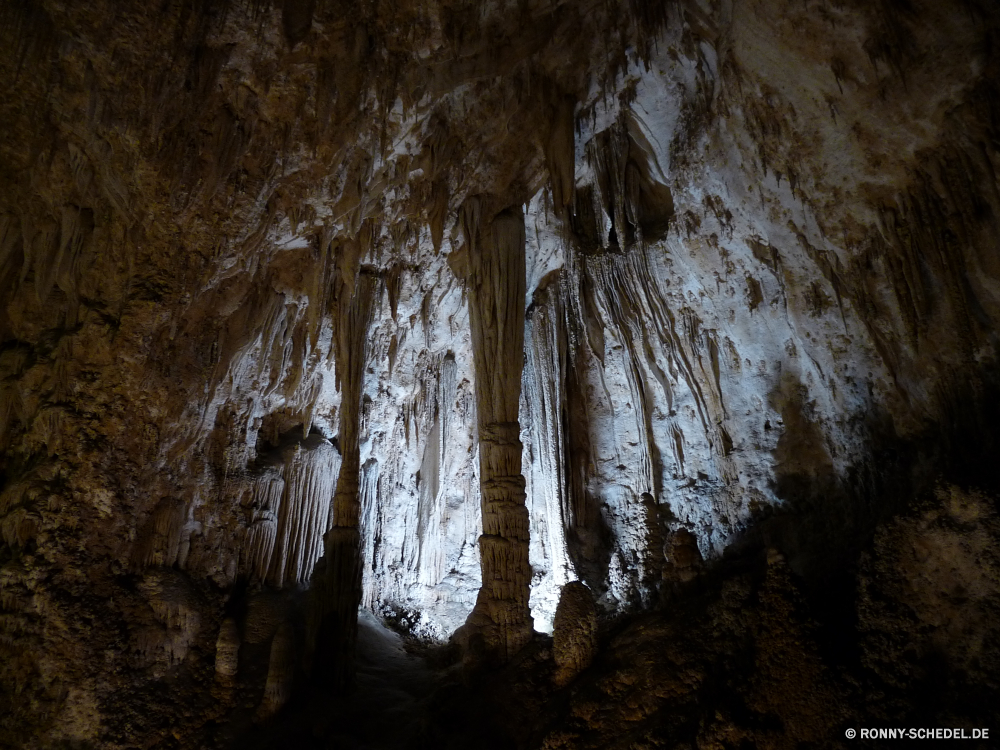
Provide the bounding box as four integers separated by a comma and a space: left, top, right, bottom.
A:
1, 0, 1000, 747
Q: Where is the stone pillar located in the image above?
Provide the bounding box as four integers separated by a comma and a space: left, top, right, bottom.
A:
462, 201, 533, 662
312, 270, 378, 688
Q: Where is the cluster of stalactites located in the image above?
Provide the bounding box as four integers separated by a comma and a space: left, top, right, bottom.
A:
233, 435, 341, 589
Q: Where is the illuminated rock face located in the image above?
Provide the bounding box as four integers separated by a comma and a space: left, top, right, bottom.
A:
1, 0, 999, 745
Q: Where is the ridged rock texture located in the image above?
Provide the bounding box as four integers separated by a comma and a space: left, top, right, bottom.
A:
459, 201, 533, 661
0, 0, 999, 746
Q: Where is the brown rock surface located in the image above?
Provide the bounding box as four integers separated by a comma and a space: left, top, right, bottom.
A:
552, 580, 597, 686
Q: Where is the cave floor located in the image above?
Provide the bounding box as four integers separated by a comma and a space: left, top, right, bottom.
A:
329, 610, 437, 749
234, 508, 1000, 750
241, 610, 441, 749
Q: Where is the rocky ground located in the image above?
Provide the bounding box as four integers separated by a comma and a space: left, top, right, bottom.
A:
236, 483, 1000, 750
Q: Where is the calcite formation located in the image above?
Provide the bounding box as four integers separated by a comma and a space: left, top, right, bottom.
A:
214, 617, 241, 681
310, 270, 379, 686
257, 620, 295, 721
456, 484, 997, 750
459, 202, 533, 661
662, 527, 703, 591
0, 0, 998, 746
858, 485, 1000, 701
552, 581, 598, 687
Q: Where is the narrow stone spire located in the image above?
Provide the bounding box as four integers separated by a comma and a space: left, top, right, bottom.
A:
460, 199, 533, 662
311, 269, 380, 688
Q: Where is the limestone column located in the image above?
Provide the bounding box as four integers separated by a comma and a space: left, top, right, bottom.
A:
312, 270, 378, 688
463, 201, 533, 661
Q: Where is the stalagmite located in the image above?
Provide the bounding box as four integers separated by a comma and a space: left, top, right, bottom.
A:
460, 201, 533, 662
256, 621, 295, 721
552, 581, 598, 686
214, 618, 240, 681
312, 270, 380, 687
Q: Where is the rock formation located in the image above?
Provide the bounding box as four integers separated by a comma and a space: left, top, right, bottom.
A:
857, 484, 1000, 715
214, 617, 241, 682
310, 269, 379, 686
552, 581, 598, 687
459, 201, 534, 661
662, 527, 704, 593
256, 620, 295, 721
0, 0, 998, 746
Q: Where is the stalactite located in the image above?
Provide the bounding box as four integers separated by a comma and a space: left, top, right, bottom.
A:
357, 305, 482, 639
239, 466, 285, 582
460, 200, 533, 662
545, 93, 577, 211
523, 281, 576, 629
267, 434, 339, 588
311, 270, 380, 688
132, 570, 202, 675
0, 506, 38, 549
132, 497, 189, 569
357, 457, 382, 607
416, 401, 443, 584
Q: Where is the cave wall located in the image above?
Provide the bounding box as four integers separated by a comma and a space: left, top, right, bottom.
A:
0, 0, 998, 745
